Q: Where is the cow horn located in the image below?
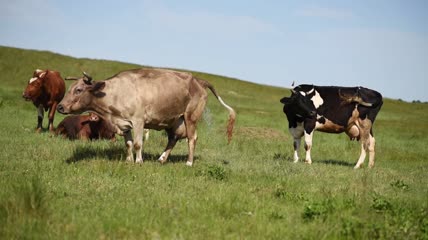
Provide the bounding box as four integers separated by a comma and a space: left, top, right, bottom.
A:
82, 71, 92, 84
290, 81, 297, 94
307, 88, 315, 94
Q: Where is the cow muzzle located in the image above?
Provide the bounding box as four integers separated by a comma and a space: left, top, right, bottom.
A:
22, 92, 31, 101
57, 104, 66, 114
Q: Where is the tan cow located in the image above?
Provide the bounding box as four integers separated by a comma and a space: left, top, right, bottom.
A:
57, 68, 236, 166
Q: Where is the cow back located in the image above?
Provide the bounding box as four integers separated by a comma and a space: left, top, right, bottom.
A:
44, 71, 66, 103
307, 86, 381, 127
90, 69, 201, 131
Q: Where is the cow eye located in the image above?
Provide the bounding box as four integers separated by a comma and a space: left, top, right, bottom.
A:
75, 87, 83, 94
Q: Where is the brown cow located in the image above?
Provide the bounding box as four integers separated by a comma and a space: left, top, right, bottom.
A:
57, 68, 236, 166
55, 112, 117, 140
22, 69, 66, 132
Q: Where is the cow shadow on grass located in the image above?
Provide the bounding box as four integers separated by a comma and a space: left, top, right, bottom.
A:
66, 145, 195, 164
273, 153, 354, 168
317, 159, 355, 167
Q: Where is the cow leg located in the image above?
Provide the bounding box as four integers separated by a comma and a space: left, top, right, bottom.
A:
354, 119, 372, 169
184, 113, 198, 167
293, 138, 301, 163
158, 118, 187, 164
368, 134, 376, 168
289, 123, 304, 163
354, 141, 368, 169
182, 90, 207, 167
133, 124, 145, 164
158, 129, 180, 164
304, 131, 314, 164
185, 126, 198, 167
184, 97, 206, 166
124, 131, 134, 162
47, 102, 58, 132
143, 129, 150, 141
36, 105, 44, 132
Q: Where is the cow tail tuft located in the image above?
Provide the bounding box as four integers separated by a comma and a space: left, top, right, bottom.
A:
197, 78, 236, 143
226, 111, 236, 144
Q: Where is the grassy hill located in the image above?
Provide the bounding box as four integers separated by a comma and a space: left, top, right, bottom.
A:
0, 45, 427, 239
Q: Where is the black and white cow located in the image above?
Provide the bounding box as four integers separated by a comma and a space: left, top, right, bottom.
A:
280, 84, 383, 169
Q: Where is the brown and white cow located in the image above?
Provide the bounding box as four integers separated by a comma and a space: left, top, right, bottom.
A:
22, 69, 66, 132
280, 84, 383, 169
57, 68, 236, 166
55, 112, 117, 141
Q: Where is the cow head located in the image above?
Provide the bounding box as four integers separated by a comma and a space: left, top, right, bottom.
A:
22, 69, 48, 101
57, 72, 106, 114
280, 90, 316, 118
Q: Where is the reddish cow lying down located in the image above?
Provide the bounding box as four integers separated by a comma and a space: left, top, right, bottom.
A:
55, 113, 116, 141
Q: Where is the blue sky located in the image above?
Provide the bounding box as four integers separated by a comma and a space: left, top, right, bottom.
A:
1, 0, 427, 101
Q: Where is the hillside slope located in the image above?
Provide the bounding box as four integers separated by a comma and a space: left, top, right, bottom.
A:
0, 45, 289, 129
0, 46, 427, 239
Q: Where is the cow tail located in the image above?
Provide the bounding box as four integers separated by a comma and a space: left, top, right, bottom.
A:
197, 79, 236, 143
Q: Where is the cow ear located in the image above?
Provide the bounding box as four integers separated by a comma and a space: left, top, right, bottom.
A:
89, 113, 100, 122
89, 81, 106, 93
280, 97, 291, 104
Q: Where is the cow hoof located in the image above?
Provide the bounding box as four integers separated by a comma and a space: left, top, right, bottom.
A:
293, 160, 299, 163
126, 156, 134, 162
135, 159, 143, 164
36, 128, 42, 133
304, 160, 312, 165
185, 161, 193, 167
353, 165, 361, 169
158, 152, 167, 164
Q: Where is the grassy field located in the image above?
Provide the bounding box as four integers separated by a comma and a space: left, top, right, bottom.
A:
0, 46, 427, 239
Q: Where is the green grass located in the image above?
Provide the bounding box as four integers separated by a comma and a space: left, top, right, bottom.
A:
0, 46, 427, 239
